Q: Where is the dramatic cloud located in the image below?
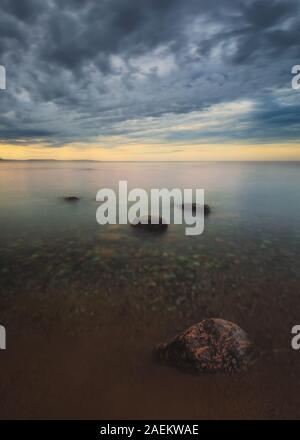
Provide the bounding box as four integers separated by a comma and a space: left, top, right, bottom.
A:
0, 0, 299, 150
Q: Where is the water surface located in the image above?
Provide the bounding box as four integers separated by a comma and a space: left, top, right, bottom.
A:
0, 161, 300, 419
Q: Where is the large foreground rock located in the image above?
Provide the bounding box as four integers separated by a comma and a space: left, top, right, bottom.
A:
157, 318, 253, 374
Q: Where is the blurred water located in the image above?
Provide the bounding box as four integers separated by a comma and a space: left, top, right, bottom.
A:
1, 161, 300, 420
0, 161, 299, 241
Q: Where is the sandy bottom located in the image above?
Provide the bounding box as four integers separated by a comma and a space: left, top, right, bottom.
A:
1, 282, 300, 420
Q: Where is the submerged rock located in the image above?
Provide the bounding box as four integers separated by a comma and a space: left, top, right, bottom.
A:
64, 196, 80, 202
157, 318, 253, 374
182, 203, 211, 215
131, 215, 168, 232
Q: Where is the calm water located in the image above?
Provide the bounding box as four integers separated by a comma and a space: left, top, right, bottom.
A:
1, 161, 300, 419
0, 160, 300, 238
1, 159, 300, 304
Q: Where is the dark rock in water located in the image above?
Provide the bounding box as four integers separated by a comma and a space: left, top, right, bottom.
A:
64, 196, 80, 202
157, 318, 253, 374
131, 215, 168, 231
203, 204, 210, 215
182, 203, 210, 215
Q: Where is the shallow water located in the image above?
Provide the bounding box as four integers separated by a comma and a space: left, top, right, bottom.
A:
1, 161, 300, 238
0, 161, 300, 419
0, 161, 299, 292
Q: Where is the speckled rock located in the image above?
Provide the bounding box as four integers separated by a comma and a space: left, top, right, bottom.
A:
157, 318, 253, 373
131, 215, 168, 231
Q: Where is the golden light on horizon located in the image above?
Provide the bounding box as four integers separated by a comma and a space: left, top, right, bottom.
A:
0, 141, 300, 161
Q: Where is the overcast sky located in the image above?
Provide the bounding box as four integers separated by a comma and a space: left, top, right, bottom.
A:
0, 0, 300, 160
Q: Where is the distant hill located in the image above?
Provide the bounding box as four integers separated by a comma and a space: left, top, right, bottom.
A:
0, 158, 103, 162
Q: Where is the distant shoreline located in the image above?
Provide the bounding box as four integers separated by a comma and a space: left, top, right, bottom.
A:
1, 159, 300, 163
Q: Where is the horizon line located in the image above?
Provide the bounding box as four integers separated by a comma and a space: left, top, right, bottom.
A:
1, 158, 300, 163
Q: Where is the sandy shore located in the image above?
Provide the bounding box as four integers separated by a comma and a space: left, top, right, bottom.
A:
1, 271, 300, 420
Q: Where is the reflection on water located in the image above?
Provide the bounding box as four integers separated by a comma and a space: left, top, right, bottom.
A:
1, 161, 300, 419
1, 161, 300, 238
1, 160, 300, 289
0, 161, 300, 294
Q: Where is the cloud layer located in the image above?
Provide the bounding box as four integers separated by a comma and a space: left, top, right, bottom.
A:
0, 0, 300, 151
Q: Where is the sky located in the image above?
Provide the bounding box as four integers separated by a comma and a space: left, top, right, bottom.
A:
0, 0, 300, 161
